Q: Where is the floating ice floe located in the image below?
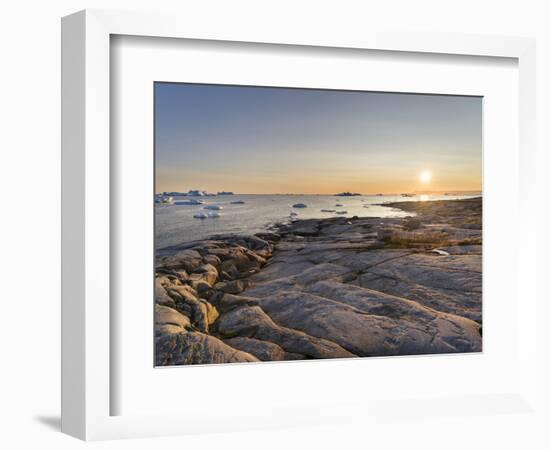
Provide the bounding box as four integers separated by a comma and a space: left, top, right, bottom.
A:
292, 203, 307, 208
204, 205, 223, 210
193, 211, 221, 219
187, 189, 207, 196
321, 209, 336, 213
335, 203, 344, 207
174, 199, 205, 205
155, 195, 173, 204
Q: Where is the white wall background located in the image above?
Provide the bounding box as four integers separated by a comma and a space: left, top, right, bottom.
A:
0, 1, 548, 449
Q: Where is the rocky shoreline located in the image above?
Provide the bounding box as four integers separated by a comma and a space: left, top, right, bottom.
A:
155, 197, 482, 365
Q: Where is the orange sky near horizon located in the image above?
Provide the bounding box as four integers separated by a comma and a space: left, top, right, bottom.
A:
155, 84, 482, 195
157, 165, 482, 195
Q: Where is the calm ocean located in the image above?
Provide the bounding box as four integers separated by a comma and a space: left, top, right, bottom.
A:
155, 194, 478, 248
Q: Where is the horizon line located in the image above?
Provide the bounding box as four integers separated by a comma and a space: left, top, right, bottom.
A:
156, 190, 483, 196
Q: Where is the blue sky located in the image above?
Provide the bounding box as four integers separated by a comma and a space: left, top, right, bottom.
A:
155, 83, 481, 194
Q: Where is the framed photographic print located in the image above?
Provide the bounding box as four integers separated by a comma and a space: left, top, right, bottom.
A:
153, 82, 483, 366
61, 9, 538, 441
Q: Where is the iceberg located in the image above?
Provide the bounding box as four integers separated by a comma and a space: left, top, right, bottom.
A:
335, 192, 361, 196
193, 211, 220, 219
155, 195, 173, 204
174, 199, 204, 205
187, 189, 216, 197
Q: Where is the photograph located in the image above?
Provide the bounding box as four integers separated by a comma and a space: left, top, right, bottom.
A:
153, 83, 483, 366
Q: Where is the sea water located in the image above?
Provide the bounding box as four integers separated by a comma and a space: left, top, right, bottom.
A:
155, 194, 478, 248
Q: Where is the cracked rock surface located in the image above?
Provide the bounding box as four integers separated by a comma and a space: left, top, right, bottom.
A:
155, 198, 482, 365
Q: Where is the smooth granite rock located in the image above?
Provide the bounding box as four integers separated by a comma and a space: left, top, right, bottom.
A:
155, 331, 259, 365
216, 304, 355, 359
154, 198, 483, 365
223, 336, 288, 361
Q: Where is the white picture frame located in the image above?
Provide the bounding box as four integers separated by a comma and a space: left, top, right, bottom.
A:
61, 9, 538, 441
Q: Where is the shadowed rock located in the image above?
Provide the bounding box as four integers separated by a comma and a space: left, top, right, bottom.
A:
164, 285, 209, 332
223, 336, 290, 361
155, 332, 259, 365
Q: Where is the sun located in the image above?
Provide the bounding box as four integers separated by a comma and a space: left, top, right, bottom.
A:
419, 170, 432, 183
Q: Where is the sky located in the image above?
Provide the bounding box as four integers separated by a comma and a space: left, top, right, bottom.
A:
155, 83, 482, 194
